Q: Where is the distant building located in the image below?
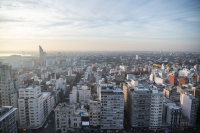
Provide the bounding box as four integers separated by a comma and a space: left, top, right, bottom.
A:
70, 86, 77, 104
179, 76, 186, 85
39, 45, 46, 59
136, 55, 139, 60
169, 72, 177, 86
79, 85, 91, 104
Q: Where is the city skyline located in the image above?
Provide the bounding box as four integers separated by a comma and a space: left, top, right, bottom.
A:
0, 0, 200, 52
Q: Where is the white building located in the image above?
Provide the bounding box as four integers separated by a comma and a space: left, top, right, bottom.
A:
178, 69, 191, 82
149, 90, 163, 130
0, 106, 17, 133
9, 62, 19, 69
180, 92, 199, 127
18, 85, 51, 129
56, 77, 67, 94
136, 55, 139, 60
79, 85, 91, 104
70, 86, 77, 104
22, 60, 34, 68
154, 77, 164, 84
46, 59, 55, 66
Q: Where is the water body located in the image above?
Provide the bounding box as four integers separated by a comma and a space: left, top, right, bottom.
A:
0, 54, 31, 57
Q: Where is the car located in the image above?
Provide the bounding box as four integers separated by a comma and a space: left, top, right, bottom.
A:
44, 123, 48, 129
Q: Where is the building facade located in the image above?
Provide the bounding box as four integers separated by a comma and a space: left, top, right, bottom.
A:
100, 87, 124, 130
18, 85, 51, 129
0, 106, 17, 133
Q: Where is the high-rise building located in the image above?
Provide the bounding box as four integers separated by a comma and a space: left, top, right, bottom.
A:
0, 64, 18, 108
149, 90, 163, 130
89, 98, 101, 130
123, 81, 164, 130
18, 85, 51, 129
39, 45, 46, 59
180, 92, 199, 127
100, 87, 124, 130
126, 85, 151, 128
0, 106, 17, 133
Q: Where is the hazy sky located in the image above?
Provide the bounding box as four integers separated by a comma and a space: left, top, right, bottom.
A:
0, 0, 200, 52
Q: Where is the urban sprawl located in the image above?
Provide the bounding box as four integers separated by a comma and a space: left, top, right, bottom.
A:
0, 46, 200, 133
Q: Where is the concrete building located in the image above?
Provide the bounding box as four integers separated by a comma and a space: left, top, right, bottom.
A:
0, 106, 17, 133
124, 83, 151, 128
22, 60, 34, 68
70, 86, 77, 104
194, 87, 200, 124
46, 59, 55, 66
163, 102, 182, 128
89, 97, 101, 131
164, 87, 179, 102
79, 85, 91, 104
55, 103, 85, 132
149, 90, 164, 130
0, 64, 18, 108
18, 85, 51, 129
180, 92, 199, 127
100, 87, 124, 130
9, 62, 19, 69
55, 103, 75, 132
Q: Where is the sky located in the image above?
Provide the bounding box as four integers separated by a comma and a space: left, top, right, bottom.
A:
0, 0, 200, 52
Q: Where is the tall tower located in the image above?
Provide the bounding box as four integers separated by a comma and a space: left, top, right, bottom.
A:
39, 45, 43, 59
39, 45, 46, 59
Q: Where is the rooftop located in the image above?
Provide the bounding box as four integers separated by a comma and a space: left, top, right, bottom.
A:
20, 85, 39, 90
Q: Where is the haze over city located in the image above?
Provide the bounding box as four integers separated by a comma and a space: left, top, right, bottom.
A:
1, 1, 200, 133
0, 0, 200, 52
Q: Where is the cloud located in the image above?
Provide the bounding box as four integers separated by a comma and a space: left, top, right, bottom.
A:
0, 0, 200, 51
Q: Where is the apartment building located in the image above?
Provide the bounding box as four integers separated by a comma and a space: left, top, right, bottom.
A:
163, 102, 182, 128
149, 90, 163, 130
127, 85, 151, 128
180, 92, 199, 127
55, 103, 75, 132
18, 85, 51, 129
79, 85, 91, 103
0, 65, 18, 108
89, 98, 101, 130
100, 87, 124, 130
0, 106, 17, 133
70, 86, 77, 104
